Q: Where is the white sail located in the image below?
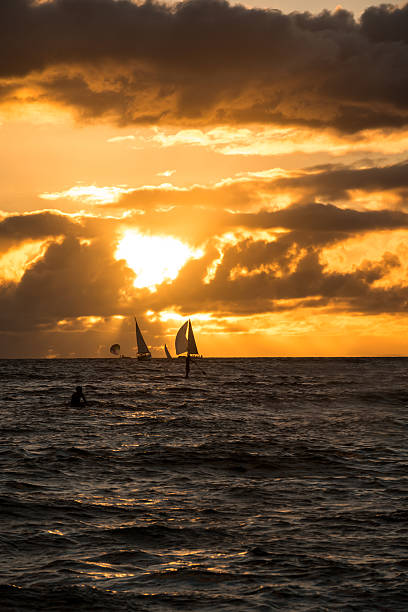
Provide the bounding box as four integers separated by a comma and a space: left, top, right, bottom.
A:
187, 320, 198, 355
134, 317, 150, 356
164, 344, 173, 360
175, 321, 189, 355
175, 320, 199, 355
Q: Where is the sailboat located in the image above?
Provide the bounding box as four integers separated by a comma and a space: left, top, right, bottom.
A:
134, 317, 151, 361
175, 319, 199, 357
164, 344, 173, 360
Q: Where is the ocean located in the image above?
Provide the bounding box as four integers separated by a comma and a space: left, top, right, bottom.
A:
1, 357, 407, 611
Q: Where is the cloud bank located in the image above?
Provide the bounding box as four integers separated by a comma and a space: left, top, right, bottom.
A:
100, 159, 408, 215
1, 1, 408, 356
2, 198, 408, 340
1, 0, 408, 132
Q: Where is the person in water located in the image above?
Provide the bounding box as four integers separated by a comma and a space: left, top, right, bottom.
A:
185, 352, 191, 378
70, 385, 87, 407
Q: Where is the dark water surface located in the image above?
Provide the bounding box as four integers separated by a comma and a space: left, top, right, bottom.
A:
1, 357, 407, 611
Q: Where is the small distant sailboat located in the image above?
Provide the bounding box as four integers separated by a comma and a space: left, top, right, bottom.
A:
175, 319, 199, 357
134, 317, 151, 361
164, 344, 173, 360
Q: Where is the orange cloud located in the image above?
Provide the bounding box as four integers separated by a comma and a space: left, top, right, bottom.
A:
149, 126, 408, 157
3, 2, 408, 357
71, 159, 408, 217
1, 202, 408, 356
1, 1, 408, 133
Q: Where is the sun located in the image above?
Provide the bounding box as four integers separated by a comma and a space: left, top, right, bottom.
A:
115, 230, 203, 290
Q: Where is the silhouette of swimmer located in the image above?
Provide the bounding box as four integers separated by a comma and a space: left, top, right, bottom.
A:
70, 385, 87, 407
185, 353, 190, 378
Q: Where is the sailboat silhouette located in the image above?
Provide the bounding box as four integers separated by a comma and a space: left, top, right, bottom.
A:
134, 317, 151, 360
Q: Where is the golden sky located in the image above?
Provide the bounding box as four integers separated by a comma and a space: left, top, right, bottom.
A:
1, 0, 408, 357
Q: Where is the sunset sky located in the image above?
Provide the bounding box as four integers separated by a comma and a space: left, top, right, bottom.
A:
1, 0, 408, 358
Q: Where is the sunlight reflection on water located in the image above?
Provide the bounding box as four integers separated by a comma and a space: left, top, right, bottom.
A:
1, 357, 408, 610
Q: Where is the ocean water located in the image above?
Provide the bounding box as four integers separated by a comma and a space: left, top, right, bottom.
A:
1, 357, 408, 611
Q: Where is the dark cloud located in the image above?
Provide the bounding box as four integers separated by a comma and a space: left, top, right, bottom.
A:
271, 161, 408, 204
148, 235, 408, 317
107, 160, 408, 219
136, 200, 408, 317
361, 3, 408, 43
246, 202, 408, 233
0, 211, 80, 252
1, 201, 408, 356
1, 0, 408, 131
118, 196, 408, 241
0, 212, 138, 334
0, 234, 137, 330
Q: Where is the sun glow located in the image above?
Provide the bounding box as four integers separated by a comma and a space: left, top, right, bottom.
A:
115, 230, 203, 290
0, 240, 50, 282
